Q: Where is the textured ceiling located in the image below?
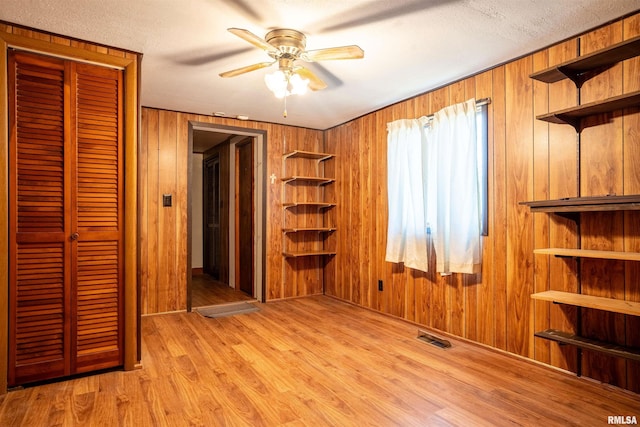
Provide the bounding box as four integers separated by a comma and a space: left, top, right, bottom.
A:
2, 0, 639, 130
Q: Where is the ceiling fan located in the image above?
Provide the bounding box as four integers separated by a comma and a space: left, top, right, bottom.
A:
219, 27, 364, 95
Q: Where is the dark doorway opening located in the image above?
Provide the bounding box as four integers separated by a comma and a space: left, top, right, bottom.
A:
187, 124, 266, 311
203, 153, 221, 280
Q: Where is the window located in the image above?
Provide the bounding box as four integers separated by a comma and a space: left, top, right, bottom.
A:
385, 98, 489, 274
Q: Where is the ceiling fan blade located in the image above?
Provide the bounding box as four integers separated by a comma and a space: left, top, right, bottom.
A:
219, 0, 264, 22
295, 67, 327, 91
219, 61, 274, 78
302, 45, 364, 62
227, 28, 278, 53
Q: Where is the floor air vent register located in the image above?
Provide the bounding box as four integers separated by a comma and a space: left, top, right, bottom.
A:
417, 330, 452, 349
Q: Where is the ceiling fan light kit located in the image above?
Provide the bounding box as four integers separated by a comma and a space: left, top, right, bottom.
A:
264, 69, 309, 99
220, 26, 364, 113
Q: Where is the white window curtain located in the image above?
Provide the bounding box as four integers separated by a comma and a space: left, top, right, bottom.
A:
385, 117, 430, 272
426, 99, 482, 274
386, 99, 482, 275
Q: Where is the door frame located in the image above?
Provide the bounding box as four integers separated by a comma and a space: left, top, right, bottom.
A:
187, 123, 267, 311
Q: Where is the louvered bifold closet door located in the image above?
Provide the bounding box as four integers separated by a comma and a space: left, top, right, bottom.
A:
8, 51, 124, 386
71, 63, 124, 373
8, 52, 70, 385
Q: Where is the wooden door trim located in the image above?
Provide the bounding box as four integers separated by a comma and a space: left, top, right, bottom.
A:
0, 31, 140, 394
235, 138, 254, 295
187, 123, 267, 309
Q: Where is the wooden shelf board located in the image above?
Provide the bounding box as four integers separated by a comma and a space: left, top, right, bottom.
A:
283, 150, 334, 161
536, 90, 640, 131
282, 176, 335, 185
520, 195, 640, 212
283, 250, 336, 258
283, 202, 336, 209
534, 248, 640, 261
534, 329, 640, 362
531, 290, 640, 316
282, 227, 336, 233
530, 35, 640, 84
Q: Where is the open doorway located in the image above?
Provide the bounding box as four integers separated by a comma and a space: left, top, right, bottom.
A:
187, 123, 266, 311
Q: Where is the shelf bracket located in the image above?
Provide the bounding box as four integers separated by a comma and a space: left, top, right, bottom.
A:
553, 254, 579, 260
561, 64, 617, 89
554, 212, 580, 222
554, 114, 583, 133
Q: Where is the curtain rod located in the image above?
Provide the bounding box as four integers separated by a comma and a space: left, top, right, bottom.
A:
424, 97, 491, 121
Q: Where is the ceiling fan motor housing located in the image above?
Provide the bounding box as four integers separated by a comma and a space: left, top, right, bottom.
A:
266, 28, 307, 61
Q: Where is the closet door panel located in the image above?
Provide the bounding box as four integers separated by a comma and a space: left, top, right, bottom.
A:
8, 52, 71, 385
72, 63, 124, 371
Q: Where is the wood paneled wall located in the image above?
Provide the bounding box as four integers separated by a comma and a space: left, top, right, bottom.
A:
324, 13, 640, 392
139, 109, 325, 314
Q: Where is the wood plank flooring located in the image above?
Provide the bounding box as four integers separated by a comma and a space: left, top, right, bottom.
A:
0, 296, 638, 426
191, 274, 255, 307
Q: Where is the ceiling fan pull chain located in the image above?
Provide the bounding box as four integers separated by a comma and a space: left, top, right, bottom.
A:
283, 95, 288, 118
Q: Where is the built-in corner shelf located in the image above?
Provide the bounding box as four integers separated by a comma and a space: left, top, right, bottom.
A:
530, 34, 640, 87
281, 147, 336, 260
282, 227, 336, 234
283, 250, 337, 258
283, 150, 335, 162
534, 248, 640, 262
531, 290, 640, 317
520, 194, 640, 213
283, 202, 336, 209
281, 176, 335, 185
536, 90, 640, 132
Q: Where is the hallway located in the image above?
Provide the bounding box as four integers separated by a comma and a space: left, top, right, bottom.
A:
191, 274, 255, 307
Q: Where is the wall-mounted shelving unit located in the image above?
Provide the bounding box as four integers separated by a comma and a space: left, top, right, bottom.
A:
531, 290, 640, 317
533, 248, 640, 262
531, 287, 640, 362
530, 34, 640, 86
522, 35, 640, 374
535, 90, 640, 132
533, 329, 640, 362
521, 195, 640, 367
281, 149, 336, 259
521, 195, 640, 213
531, 34, 640, 132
